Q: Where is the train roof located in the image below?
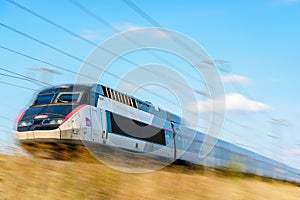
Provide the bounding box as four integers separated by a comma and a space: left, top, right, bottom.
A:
37, 83, 181, 122
38, 84, 93, 95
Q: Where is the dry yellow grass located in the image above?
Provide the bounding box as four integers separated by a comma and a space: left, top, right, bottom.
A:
0, 154, 300, 200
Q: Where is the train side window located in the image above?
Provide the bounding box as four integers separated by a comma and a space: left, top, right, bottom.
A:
114, 91, 118, 101
133, 99, 137, 108
105, 87, 110, 98
111, 90, 116, 101
124, 95, 129, 105
129, 98, 133, 107
116, 92, 121, 102
102, 86, 139, 109
109, 89, 113, 100
118, 92, 122, 103
110, 112, 166, 145
113, 91, 118, 101
120, 93, 125, 104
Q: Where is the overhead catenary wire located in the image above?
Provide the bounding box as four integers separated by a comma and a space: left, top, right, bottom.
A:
0, 23, 181, 106
121, 0, 207, 59
68, 0, 176, 66
0, 22, 102, 68
0, 67, 52, 86
0, 80, 39, 92
1, 1, 214, 134
121, 0, 283, 151
0, 124, 13, 131
0, 128, 13, 133
7, 0, 209, 97
0, 115, 14, 122
7, 0, 177, 68
120, 0, 238, 102
2, 1, 264, 124
0, 22, 132, 79
0, 45, 97, 81
0, 71, 48, 86
1, 1, 298, 168
68, 0, 209, 96
3, 1, 262, 114
2, 2, 294, 162
122, 0, 162, 27
3, 2, 264, 130
4, 0, 138, 66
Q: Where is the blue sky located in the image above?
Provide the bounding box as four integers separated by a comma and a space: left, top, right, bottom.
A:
0, 0, 300, 168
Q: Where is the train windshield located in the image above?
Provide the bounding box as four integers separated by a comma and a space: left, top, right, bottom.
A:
35, 94, 55, 105
34, 91, 83, 106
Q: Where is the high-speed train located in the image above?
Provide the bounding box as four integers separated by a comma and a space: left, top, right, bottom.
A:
16, 84, 300, 183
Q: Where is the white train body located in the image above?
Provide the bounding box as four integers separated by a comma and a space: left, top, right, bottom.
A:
16, 84, 300, 183
17, 84, 176, 159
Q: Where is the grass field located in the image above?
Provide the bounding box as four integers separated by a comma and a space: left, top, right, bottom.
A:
0, 154, 300, 200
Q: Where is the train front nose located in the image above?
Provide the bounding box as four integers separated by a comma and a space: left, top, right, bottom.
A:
17, 113, 64, 132
17, 115, 63, 142
16, 105, 75, 142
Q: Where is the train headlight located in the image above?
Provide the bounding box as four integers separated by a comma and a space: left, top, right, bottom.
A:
42, 118, 64, 125
18, 120, 34, 127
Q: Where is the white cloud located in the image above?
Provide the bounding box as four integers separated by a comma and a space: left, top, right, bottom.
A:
113, 23, 142, 32
188, 93, 271, 113
114, 23, 173, 39
222, 74, 251, 85
286, 148, 300, 155
225, 93, 271, 112
79, 30, 102, 40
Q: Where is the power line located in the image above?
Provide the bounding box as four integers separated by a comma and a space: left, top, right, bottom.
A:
0, 22, 137, 82
3, 2, 213, 121
9, 1, 177, 78
7, 0, 209, 98
0, 123, 14, 130
0, 22, 97, 66
0, 23, 182, 106
2, 1, 215, 132
122, 0, 204, 59
0, 128, 13, 133
3, 1, 218, 131
5, 0, 139, 66
122, 0, 162, 28
0, 115, 14, 122
0, 72, 42, 85
6, 0, 97, 46
0, 80, 38, 92
0, 67, 51, 86
68, 0, 121, 33
0, 45, 96, 81
2, 2, 284, 159
68, 0, 208, 92
0, 71, 48, 86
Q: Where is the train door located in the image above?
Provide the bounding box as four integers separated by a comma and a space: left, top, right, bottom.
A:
91, 107, 108, 143
97, 96, 108, 143
100, 109, 108, 144
74, 106, 92, 141
91, 107, 101, 143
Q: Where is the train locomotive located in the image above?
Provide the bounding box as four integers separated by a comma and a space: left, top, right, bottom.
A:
16, 84, 300, 182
